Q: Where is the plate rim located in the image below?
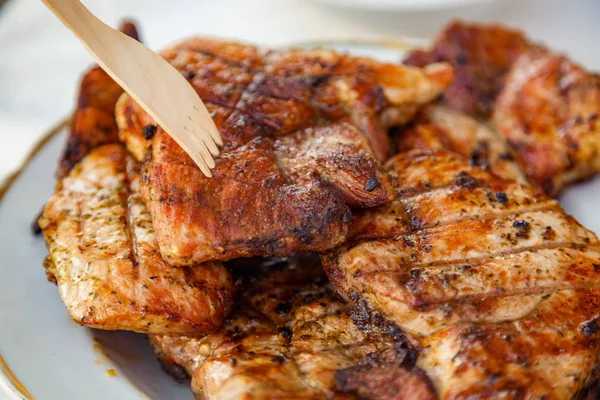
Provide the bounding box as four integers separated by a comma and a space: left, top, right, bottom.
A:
0, 118, 67, 400
0, 38, 421, 400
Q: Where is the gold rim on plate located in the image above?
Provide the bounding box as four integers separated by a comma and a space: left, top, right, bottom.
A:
0, 118, 67, 400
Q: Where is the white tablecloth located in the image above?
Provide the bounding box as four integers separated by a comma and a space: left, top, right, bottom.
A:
0, 0, 599, 181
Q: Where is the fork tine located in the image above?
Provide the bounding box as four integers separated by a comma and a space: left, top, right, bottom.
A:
184, 121, 216, 169
190, 114, 220, 156
209, 125, 224, 147
193, 103, 223, 147
188, 148, 213, 178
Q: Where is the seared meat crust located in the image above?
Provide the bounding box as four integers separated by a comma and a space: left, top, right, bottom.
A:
40, 145, 234, 335
149, 254, 433, 399
406, 21, 600, 196
56, 21, 140, 179
393, 104, 526, 183
493, 48, 600, 196
116, 39, 452, 265
335, 343, 436, 400
404, 20, 531, 117
324, 150, 600, 399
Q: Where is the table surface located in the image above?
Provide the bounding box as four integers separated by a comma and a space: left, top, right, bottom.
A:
0, 0, 599, 181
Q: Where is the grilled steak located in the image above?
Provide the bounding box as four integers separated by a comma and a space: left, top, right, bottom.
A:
324, 149, 600, 399
149, 254, 434, 399
406, 21, 600, 196
393, 104, 526, 183
55, 21, 140, 180
116, 39, 453, 265
404, 20, 531, 117
493, 47, 600, 196
40, 144, 234, 335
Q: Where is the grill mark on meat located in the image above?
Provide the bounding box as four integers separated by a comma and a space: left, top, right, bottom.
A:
323, 149, 600, 398
116, 41, 452, 265
149, 254, 397, 399
365, 236, 595, 271
122, 170, 139, 280
359, 246, 600, 307
40, 145, 235, 335
351, 198, 557, 242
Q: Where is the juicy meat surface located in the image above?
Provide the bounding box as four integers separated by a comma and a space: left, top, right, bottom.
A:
393, 104, 526, 183
55, 21, 140, 180
492, 47, 600, 196
149, 254, 433, 399
335, 343, 436, 400
40, 145, 235, 335
116, 39, 452, 265
324, 150, 600, 399
404, 20, 531, 117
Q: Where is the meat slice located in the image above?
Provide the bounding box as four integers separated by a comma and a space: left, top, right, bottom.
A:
404, 20, 531, 117
405, 20, 600, 196
492, 47, 600, 196
149, 254, 432, 399
324, 149, 600, 399
335, 343, 436, 400
40, 145, 234, 335
116, 39, 453, 265
56, 21, 140, 180
393, 104, 526, 183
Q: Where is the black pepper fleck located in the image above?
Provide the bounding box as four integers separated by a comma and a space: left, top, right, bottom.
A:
512, 220, 530, 232
455, 171, 477, 188
142, 124, 157, 140
364, 177, 379, 192
279, 327, 292, 339
579, 316, 600, 336
513, 220, 531, 239
495, 192, 508, 204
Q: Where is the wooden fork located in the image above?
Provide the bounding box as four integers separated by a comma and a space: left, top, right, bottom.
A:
41, 0, 223, 177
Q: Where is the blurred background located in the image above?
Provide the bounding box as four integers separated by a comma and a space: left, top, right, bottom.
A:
0, 0, 598, 181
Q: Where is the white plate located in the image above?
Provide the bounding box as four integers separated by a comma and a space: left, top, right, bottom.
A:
309, 0, 503, 11
1, 41, 600, 400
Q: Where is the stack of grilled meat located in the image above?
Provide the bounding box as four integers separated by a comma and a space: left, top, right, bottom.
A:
38, 20, 600, 399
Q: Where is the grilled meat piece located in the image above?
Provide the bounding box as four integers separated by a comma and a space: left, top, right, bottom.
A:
116, 39, 452, 265
324, 149, 600, 399
149, 254, 429, 400
335, 343, 436, 400
55, 21, 140, 180
404, 20, 531, 117
40, 145, 234, 335
406, 21, 600, 196
393, 104, 526, 183
492, 47, 600, 196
